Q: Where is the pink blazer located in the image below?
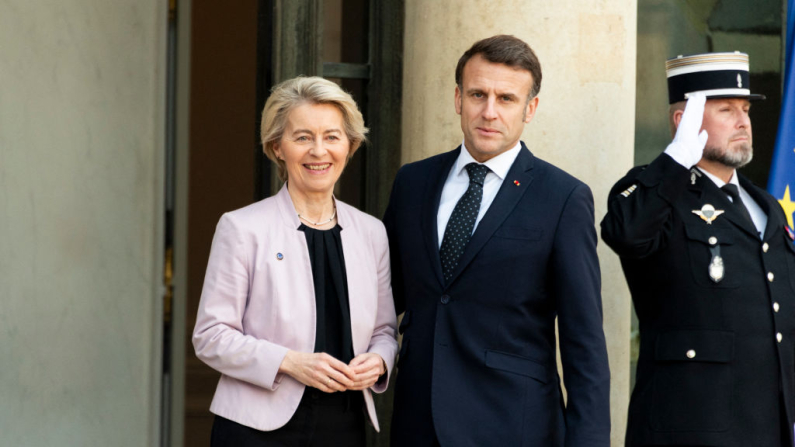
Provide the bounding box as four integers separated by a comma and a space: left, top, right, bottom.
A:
193, 185, 398, 432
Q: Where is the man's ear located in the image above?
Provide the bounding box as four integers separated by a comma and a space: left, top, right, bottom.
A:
454, 85, 462, 115
672, 109, 684, 129
524, 96, 539, 124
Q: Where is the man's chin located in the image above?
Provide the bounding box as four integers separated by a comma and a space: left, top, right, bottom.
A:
703, 145, 753, 169
467, 140, 500, 154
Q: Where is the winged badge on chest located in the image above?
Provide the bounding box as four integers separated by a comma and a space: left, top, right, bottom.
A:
692, 204, 725, 225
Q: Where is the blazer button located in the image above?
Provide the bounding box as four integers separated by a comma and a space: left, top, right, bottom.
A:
708, 236, 717, 245
686, 349, 696, 359
440, 295, 450, 304
768, 272, 775, 282
762, 242, 769, 253
777, 332, 783, 343
774, 302, 780, 312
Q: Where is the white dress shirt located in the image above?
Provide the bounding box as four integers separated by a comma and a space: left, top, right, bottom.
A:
437, 141, 522, 247
698, 167, 767, 237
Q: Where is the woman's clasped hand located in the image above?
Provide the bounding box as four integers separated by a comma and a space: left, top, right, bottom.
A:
279, 351, 385, 393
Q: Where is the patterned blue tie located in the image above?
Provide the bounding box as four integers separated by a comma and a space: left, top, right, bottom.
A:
440, 163, 490, 282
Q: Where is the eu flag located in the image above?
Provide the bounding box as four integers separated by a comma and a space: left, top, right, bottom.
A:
769, 0, 795, 229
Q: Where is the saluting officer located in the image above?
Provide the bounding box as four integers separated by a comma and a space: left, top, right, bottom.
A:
602, 52, 795, 447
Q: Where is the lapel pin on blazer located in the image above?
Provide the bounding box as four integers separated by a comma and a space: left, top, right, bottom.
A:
786, 225, 795, 241
514, 180, 520, 186
692, 204, 725, 225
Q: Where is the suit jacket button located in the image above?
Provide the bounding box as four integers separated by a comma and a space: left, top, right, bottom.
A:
777, 332, 783, 343
763, 242, 769, 253
774, 302, 780, 312
441, 295, 450, 304
686, 349, 696, 359
768, 272, 775, 282
708, 236, 717, 245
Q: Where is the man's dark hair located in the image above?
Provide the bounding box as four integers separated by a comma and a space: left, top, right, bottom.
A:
455, 35, 542, 99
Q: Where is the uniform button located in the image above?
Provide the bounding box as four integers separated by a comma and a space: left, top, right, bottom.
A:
440, 295, 450, 304
686, 349, 696, 359
777, 332, 783, 343
708, 236, 717, 245
768, 272, 775, 282
774, 302, 780, 312
762, 242, 769, 253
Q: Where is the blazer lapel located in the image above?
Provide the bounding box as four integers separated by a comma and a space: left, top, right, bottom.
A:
422, 148, 459, 287
445, 144, 535, 286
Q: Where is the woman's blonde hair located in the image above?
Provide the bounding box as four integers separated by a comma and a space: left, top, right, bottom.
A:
261, 76, 368, 182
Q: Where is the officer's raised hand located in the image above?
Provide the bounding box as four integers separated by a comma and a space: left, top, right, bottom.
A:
664, 92, 709, 168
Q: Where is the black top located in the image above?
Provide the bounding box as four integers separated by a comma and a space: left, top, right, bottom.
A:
298, 224, 354, 363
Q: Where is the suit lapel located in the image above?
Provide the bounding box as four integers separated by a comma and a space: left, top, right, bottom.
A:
422, 148, 459, 287
741, 175, 783, 240
445, 144, 535, 286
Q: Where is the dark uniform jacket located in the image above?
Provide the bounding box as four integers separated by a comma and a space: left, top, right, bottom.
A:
385, 144, 611, 447
601, 153, 795, 447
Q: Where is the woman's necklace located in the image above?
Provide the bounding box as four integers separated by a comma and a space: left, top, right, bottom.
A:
297, 205, 336, 226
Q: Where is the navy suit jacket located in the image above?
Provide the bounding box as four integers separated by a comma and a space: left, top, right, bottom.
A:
384, 144, 611, 447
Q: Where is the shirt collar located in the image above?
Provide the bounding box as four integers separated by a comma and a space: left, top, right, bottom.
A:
697, 166, 739, 189
454, 141, 522, 180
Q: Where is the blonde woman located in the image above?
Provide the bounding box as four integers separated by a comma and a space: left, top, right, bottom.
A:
193, 76, 397, 446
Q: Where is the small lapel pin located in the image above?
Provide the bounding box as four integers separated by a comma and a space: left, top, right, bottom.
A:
786, 225, 795, 241
276, 252, 284, 260
514, 180, 520, 186
692, 204, 725, 225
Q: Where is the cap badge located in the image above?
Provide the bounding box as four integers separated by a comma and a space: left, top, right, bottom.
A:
692, 204, 725, 224
737, 73, 742, 88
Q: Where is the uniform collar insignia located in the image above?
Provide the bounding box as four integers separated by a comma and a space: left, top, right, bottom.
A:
692, 204, 725, 224
690, 167, 702, 185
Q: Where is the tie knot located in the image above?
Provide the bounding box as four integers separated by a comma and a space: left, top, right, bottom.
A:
465, 163, 489, 186
721, 184, 741, 201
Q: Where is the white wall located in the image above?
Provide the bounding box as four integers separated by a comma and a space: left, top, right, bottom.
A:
0, 1, 166, 445
402, 1, 636, 445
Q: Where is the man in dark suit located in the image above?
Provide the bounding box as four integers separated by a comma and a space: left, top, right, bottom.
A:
384, 34, 611, 447
602, 52, 795, 447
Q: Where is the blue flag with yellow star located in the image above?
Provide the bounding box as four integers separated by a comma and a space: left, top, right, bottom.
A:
769, 0, 795, 229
